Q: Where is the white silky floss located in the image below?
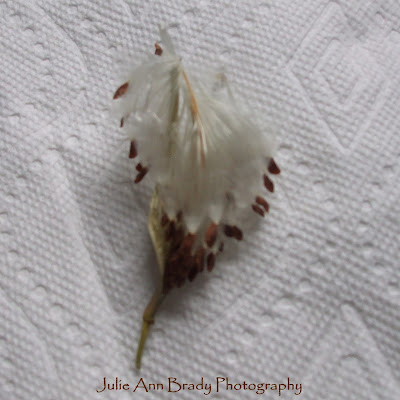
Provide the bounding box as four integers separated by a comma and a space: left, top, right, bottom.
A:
114, 27, 278, 238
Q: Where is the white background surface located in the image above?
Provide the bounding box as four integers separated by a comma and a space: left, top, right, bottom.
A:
1, 0, 400, 399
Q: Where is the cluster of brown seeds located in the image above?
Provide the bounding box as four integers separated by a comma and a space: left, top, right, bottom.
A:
127, 140, 149, 183
113, 43, 280, 295
160, 217, 232, 293
158, 161, 279, 293
251, 158, 280, 218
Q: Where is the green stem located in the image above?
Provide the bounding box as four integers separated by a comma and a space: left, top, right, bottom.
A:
136, 287, 165, 369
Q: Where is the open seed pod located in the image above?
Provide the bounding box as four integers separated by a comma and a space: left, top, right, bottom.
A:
113, 26, 280, 369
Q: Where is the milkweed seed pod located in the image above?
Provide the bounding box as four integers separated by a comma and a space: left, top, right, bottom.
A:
113, 26, 280, 369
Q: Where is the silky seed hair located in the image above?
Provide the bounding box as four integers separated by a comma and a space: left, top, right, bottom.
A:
114, 27, 279, 250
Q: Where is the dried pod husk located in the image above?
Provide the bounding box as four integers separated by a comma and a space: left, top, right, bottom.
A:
136, 188, 221, 368
135, 188, 168, 369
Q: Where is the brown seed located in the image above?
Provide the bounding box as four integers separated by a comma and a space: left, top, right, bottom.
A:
165, 221, 175, 241
256, 196, 269, 213
154, 43, 163, 56
163, 281, 174, 293
134, 167, 148, 183
207, 253, 215, 272
129, 140, 137, 159
181, 254, 195, 276
232, 226, 243, 241
170, 227, 184, 252
225, 192, 234, 202
179, 233, 196, 253
205, 222, 218, 247
136, 163, 143, 172
113, 82, 129, 99
165, 257, 178, 272
176, 277, 185, 288
161, 213, 169, 227
252, 204, 265, 217
263, 174, 274, 192
268, 158, 280, 174
195, 247, 205, 272
224, 225, 243, 241
188, 266, 198, 282
224, 225, 235, 238
120, 118, 124, 128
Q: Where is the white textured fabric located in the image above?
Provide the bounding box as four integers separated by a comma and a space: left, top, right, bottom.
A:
1, 1, 399, 399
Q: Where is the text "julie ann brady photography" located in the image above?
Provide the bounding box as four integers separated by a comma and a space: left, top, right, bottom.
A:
96, 376, 303, 396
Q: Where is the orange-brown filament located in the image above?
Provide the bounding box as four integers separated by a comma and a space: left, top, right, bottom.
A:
182, 70, 206, 167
